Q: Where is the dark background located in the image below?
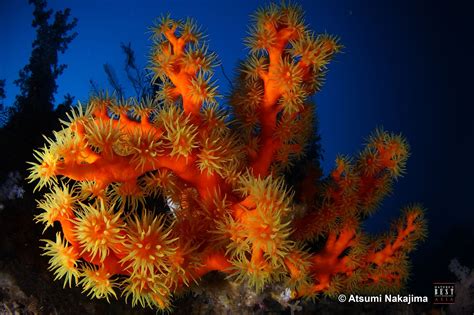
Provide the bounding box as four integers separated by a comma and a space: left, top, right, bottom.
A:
1, 0, 473, 304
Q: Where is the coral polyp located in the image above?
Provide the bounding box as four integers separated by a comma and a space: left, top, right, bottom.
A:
74, 201, 124, 262
28, 147, 60, 191
41, 233, 80, 288
34, 183, 77, 230
79, 264, 118, 302
121, 211, 176, 274
28, 2, 426, 312
123, 271, 172, 309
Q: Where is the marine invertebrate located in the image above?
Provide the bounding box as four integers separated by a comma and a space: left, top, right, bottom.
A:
27, 3, 426, 311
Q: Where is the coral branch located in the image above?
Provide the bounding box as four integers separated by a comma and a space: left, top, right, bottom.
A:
297, 226, 357, 296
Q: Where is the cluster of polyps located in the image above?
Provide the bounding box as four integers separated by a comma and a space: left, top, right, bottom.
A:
28, 3, 426, 311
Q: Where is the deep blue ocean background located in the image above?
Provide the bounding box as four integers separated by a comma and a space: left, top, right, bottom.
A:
1, 0, 473, 298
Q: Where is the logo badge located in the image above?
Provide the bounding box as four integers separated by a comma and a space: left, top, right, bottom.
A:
433, 283, 455, 304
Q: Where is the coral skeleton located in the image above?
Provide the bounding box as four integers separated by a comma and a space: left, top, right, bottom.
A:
28, 3, 426, 311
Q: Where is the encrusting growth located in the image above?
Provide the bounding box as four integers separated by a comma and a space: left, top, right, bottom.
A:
28, 3, 426, 311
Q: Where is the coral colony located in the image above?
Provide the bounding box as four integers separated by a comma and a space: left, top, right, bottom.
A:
27, 3, 426, 311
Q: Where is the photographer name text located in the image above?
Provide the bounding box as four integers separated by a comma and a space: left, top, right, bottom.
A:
338, 294, 428, 304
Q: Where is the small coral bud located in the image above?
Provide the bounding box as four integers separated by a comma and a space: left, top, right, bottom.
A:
35, 183, 78, 231
27, 146, 61, 191
122, 270, 172, 310
231, 256, 274, 293
272, 58, 303, 93
84, 119, 122, 156
80, 264, 118, 302
182, 45, 217, 74
188, 72, 218, 105
127, 129, 163, 171
109, 181, 146, 211
366, 128, 410, 178
241, 55, 269, 82
74, 201, 125, 262
121, 211, 177, 275
41, 233, 80, 288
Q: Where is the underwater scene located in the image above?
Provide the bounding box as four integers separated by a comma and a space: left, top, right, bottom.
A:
0, 0, 472, 314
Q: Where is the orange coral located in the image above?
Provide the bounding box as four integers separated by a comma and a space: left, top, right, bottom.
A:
28, 3, 426, 310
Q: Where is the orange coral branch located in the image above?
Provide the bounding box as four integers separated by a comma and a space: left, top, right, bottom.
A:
248, 23, 314, 176
367, 211, 420, 266
193, 251, 233, 279
298, 227, 357, 295
160, 25, 204, 116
